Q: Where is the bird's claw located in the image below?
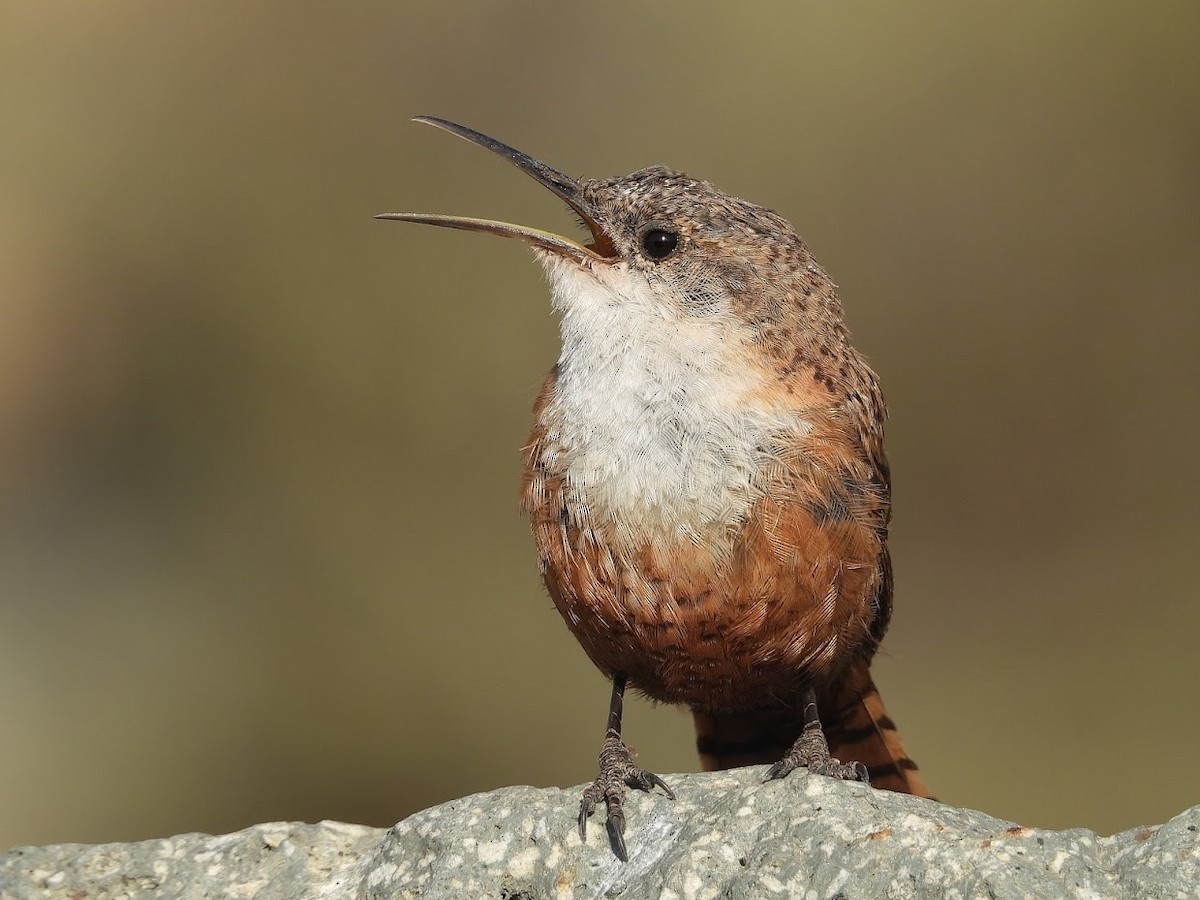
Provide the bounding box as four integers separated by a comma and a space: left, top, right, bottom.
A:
578, 732, 673, 861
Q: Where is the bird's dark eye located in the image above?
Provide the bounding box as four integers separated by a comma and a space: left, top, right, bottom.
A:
641, 228, 679, 261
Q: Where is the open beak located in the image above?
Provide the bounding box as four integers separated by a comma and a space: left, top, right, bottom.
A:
376, 116, 616, 263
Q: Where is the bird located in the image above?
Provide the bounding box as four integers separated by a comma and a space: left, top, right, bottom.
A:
379, 116, 932, 861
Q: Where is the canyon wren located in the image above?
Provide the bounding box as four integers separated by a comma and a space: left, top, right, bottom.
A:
379, 116, 931, 860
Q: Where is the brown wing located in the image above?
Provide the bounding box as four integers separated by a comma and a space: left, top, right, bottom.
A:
840, 362, 894, 658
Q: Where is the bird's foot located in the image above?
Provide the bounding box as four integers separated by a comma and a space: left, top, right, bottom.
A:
765, 721, 870, 783
578, 730, 674, 861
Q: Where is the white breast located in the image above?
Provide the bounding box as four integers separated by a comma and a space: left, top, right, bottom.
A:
536, 253, 808, 540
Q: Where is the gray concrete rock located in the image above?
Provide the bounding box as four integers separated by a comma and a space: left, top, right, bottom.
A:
3, 768, 1198, 899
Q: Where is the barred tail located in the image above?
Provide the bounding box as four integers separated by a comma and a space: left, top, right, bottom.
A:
693, 667, 932, 798
822, 670, 932, 797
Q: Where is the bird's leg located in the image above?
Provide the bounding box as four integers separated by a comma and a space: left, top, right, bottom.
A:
765, 686, 870, 783
578, 673, 674, 861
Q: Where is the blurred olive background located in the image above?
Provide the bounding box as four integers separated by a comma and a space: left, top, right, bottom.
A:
2, 1, 1198, 851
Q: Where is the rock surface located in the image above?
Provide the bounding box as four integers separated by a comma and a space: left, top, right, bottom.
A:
3, 768, 1198, 899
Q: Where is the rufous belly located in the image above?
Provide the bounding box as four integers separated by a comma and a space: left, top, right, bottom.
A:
532, 496, 880, 713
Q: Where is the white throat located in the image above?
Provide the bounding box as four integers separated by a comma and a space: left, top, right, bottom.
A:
536, 254, 806, 540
